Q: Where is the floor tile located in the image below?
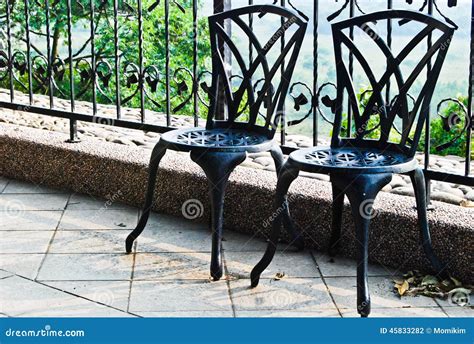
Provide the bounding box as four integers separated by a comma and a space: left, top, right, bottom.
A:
324, 276, 439, 309
136, 214, 212, 253
0, 270, 14, 279
0, 276, 131, 317
129, 280, 232, 312
225, 251, 320, 280
58, 209, 138, 230
0, 231, 54, 253
0, 254, 45, 279
133, 252, 210, 280
441, 306, 474, 317
313, 252, 395, 277
222, 231, 269, 252
37, 254, 134, 281
0, 211, 62, 230
2, 180, 67, 194
229, 278, 336, 312
0, 177, 8, 193
67, 193, 135, 211
137, 311, 233, 318
49, 230, 128, 254
43, 281, 131, 311
235, 309, 340, 317
0, 194, 69, 211
340, 307, 446, 317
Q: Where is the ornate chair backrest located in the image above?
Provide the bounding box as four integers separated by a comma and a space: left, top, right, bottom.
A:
206, 5, 307, 138
330, 10, 456, 156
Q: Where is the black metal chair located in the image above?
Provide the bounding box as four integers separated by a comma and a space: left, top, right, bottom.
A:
125, 5, 308, 281
250, 10, 456, 317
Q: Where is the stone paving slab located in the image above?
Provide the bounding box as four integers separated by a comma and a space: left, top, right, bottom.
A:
37, 254, 134, 281
0, 231, 54, 254
128, 280, 232, 313
0, 211, 63, 230
58, 209, 139, 230
0, 178, 471, 318
0, 276, 132, 317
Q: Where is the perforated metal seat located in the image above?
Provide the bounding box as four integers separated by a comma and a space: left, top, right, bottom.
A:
161, 128, 273, 153
289, 146, 416, 174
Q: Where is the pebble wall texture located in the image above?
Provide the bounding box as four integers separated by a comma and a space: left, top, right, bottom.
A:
1, 89, 473, 206
0, 123, 472, 283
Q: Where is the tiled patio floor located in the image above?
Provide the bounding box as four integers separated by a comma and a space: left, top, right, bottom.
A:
0, 177, 469, 318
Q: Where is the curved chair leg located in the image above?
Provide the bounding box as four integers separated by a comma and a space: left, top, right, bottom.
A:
191, 151, 246, 281
410, 167, 446, 275
126, 140, 168, 253
250, 160, 300, 287
328, 181, 345, 256
331, 173, 392, 318
270, 145, 304, 250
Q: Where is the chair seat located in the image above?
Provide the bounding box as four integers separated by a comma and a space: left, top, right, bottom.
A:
161, 128, 274, 153
289, 146, 417, 174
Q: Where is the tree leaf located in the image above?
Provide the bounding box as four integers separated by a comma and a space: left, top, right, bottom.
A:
396, 280, 409, 296
421, 275, 439, 286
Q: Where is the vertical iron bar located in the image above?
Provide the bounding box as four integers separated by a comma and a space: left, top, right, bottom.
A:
386, 0, 392, 103
347, 0, 354, 138
113, 0, 121, 119
5, 0, 13, 102
248, 0, 253, 66
24, 0, 33, 104
66, 0, 77, 141
44, 0, 53, 107
138, 0, 145, 122
280, 0, 286, 146
193, 0, 199, 127
313, 0, 319, 146
424, 0, 434, 201
90, 0, 97, 116
165, 0, 171, 126
466, 1, 473, 176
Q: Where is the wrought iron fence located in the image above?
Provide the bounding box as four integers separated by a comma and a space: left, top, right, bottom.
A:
0, 0, 472, 188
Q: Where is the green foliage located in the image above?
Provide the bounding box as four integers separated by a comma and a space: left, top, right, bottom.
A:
339, 89, 470, 157
3, 0, 211, 116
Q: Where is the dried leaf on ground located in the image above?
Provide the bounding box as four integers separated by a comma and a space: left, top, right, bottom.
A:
394, 271, 473, 307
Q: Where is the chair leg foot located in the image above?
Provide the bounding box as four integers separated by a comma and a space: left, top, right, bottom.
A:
250, 161, 300, 287
410, 168, 447, 276
125, 141, 167, 253
191, 151, 246, 282
332, 173, 392, 319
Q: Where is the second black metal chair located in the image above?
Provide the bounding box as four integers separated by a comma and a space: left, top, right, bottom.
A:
125, 5, 308, 280
250, 10, 456, 316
